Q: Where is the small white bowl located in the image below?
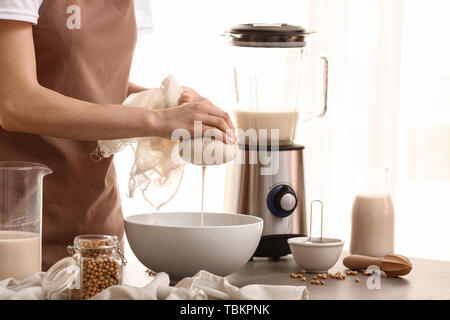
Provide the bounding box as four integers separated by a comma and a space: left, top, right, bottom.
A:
288, 237, 344, 273
125, 212, 263, 280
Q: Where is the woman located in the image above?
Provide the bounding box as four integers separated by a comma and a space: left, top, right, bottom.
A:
0, 0, 234, 270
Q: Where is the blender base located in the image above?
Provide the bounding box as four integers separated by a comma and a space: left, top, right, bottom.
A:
252, 234, 306, 260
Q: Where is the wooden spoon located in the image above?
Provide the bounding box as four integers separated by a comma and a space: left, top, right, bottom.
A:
343, 254, 412, 277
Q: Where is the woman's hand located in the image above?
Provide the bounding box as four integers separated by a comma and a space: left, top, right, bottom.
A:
155, 88, 236, 143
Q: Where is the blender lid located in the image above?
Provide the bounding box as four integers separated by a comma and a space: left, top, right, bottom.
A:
226, 23, 313, 48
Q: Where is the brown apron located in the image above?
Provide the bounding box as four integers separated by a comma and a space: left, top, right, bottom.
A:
0, 0, 137, 270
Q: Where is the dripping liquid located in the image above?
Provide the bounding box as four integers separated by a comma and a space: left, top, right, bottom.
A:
201, 165, 206, 226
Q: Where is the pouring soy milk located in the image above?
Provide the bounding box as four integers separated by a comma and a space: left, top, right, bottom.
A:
178, 136, 237, 226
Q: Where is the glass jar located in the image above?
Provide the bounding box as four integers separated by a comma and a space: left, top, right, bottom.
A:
0, 162, 52, 281
67, 235, 125, 300
349, 167, 395, 257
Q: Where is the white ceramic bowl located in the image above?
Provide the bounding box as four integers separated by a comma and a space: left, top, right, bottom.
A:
125, 212, 263, 279
288, 237, 344, 273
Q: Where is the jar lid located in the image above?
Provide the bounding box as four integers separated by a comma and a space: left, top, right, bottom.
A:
41, 257, 79, 299
226, 23, 313, 48
73, 234, 120, 250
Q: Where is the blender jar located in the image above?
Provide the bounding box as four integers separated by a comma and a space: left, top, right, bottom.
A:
225, 23, 328, 145
0, 161, 52, 280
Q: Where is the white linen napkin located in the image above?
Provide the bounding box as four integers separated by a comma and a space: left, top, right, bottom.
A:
173, 271, 308, 300
0, 270, 308, 300
0, 273, 55, 300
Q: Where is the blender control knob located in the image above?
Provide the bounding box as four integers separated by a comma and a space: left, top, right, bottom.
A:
279, 193, 297, 212
267, 185, 298, 218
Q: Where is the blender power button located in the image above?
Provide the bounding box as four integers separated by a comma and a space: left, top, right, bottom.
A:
279, 193, 297, 211
267, 185, 298, 218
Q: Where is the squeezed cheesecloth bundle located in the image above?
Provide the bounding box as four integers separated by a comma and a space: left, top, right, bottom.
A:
94, 76, 185, 210
178, 138, 237, 166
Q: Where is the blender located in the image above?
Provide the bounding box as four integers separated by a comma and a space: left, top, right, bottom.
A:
0, 162, 52, 280
223, 24, 328, 259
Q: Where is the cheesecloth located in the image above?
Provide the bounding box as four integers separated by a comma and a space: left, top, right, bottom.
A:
92, 75, 184, 210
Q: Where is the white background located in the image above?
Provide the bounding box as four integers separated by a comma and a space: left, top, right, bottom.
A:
117, 0, 450, 261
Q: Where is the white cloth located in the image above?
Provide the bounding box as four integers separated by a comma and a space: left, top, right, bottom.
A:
172, 271, 309, 300
0, 273, 52, 300
95, 75, 185, 210
0, 270, 308, 300
0, 0, 153, 34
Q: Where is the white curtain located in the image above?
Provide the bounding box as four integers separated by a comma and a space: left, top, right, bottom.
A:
303, 0, 450, 260
121, 0, 450, 261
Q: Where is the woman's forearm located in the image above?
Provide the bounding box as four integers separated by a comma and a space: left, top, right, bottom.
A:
0, 21, 161, 141
1, 83, 160, 141
0, 20, 234, 143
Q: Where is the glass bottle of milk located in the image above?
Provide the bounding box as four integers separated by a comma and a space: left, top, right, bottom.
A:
350, 167, 394, 257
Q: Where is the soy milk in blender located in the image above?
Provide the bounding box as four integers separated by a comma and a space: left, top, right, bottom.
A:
233, 110, 299, 145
